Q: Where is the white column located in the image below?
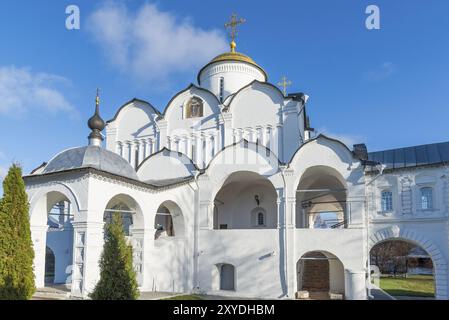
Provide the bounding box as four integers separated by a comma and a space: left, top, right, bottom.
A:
148, 138, 154, 156
30, 225, 48, 288
181, 135, 188, 155
142, 140, 148, 159
265, 127, 272, 150
277, 123, 284, 162
248, 128, 255, 143
345, 269, 367, 300
167, 136, 172, 150
200, 134, 206, 168
238, 129, 244, 142
286, 195, 296, 297
130, 141, 138, 168
158, 120, 168, 150
186, 136, 193, 159
135, 140, 141, 166
129, 228, 149, 288
116, 142, 122, 157
72, 221, 104, 298
125, 141, 131, 163
209, 135, 215, 163
222, 113, 233, 147
214, 132, 219, 156
256, 126, 263, 145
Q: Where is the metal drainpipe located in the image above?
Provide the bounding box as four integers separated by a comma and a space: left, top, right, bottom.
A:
365, 163, 386, 299
188, 171, 201, 293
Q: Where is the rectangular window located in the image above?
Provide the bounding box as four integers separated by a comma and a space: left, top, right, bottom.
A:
421, 187, 433, 210
381, 191, 393, 212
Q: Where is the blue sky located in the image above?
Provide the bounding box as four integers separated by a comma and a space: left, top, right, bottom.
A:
0, 0, 448, 184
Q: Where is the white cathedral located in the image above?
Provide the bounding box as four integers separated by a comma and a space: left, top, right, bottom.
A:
23, 19, 449, 300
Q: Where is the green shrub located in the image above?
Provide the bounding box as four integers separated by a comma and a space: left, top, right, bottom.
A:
90, 213, 139, 300
0, 164, 35, 300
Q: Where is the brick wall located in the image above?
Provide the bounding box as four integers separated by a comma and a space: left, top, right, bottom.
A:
300, 252, 330, 291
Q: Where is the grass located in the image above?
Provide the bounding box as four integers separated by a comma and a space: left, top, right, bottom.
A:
162, 294, 204, 300
379, 275, 435, 297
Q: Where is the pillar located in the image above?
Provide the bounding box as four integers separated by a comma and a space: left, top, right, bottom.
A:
222, 113, 233, 147
71, 221, 104, 298
30, 225, 48, 288
344, 269, 367, 300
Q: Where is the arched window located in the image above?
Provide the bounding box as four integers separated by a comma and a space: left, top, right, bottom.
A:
381, 190, 393, 212
219, 77, 224, 102
257, 212, 265, 226
420, 187, 433, 210
185, 97, 203, 119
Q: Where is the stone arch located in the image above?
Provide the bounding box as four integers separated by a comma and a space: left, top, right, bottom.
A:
102, 193, 145, 229
28, 185, 78, 290
369, 226, 448, 299
295, 165, 348, 229
29, 183, 80, 226
296, 250, 345, 299
102, 193, 146, 286
204, 139, 284, 203
290, 135, 355, 193
211, 171, 280, 229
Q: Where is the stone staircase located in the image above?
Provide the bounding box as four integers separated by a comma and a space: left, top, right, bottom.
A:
32, 285, 72, 300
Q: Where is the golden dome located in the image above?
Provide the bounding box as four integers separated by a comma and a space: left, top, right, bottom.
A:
198, 44, 267, 84
210, 51, 259, 66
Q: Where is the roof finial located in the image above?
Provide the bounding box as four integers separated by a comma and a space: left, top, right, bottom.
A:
95, 88, 100, 110
277, 75, 292, 96
88, 88, 105, 147
225, 13, 246, 53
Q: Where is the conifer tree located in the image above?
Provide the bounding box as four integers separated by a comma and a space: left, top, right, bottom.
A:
90, 213, 139, 300
0, 164, 35, 300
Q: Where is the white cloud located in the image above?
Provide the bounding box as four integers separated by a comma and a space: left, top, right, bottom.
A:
87, 2, 228, 81
364, 62, 397, 81
317, 127, 365, 147
0, 66, 74, 115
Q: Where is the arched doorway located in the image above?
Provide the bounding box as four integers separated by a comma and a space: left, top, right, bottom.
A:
103, 194, 145, 286
213, 171, 277, 229
297, 251, 345, 300
296, 166, 347, 229
45, 193, 74, 288
44, 247, 55, 284
370, 240, 435, 298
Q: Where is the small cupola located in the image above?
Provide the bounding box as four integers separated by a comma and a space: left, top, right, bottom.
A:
87, 89, 106, 146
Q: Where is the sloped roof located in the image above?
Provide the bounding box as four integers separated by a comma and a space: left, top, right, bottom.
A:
43, 146, 138, 180
368, 141, 449, 171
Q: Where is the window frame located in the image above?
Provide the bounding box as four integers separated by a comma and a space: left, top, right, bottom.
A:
380, 190, 394, 213
184, 96, 204, 119
420, 186, 434, 211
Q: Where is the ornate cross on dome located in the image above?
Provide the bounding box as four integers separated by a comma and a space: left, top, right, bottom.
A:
225, 13, 246, 52
96, 88, 100, 107
277, 76, 292, 96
